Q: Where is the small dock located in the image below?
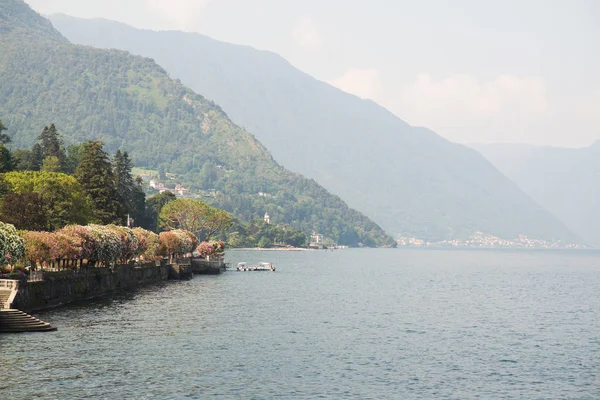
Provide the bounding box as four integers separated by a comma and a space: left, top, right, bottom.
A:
236, 262, 275, 272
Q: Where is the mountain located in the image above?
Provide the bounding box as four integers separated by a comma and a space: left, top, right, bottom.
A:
47, 14, 583, 244
0, 0, 395, 247
472, 142, 600, 247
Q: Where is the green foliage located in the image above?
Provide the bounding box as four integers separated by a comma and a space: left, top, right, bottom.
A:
65, 142, 85, 174
0, 191, 47, 230
225, 219, 308, 248
0, 144, 12, 172
3, 171, 92, 230
12, 148, 41, 171
37, 124, 66, 171
145, 191, 176, 232
75, 141, 122, 224
0, 118, 10, 145
0, 3, 395, 247
41, 155, 62, 172
159, 198, 233, 240
113, 150, 135, 215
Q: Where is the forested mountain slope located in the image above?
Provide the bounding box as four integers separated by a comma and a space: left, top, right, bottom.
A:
0, 0, 395, 247
473, 142, 600, 247
49, 14, 583, 244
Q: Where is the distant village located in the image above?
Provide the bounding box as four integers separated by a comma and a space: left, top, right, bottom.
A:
397, 232, 586, 249
135, 170, 211, 200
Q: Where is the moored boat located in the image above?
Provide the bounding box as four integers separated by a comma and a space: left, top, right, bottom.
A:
236, 262, 275, 271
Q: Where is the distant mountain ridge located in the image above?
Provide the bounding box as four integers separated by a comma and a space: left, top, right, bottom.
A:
48, 13, 583, 244
472, 142, 600, 247
0, 0, 395, 247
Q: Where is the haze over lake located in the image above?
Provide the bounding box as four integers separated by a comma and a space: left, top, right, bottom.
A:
2, 249, 599, 399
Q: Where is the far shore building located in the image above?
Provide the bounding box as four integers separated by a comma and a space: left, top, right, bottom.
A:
311, 232, 323, 244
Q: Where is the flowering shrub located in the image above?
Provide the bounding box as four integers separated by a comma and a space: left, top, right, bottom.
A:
132, 228, 160, 259
197, 241, 225, 258
21, 231, 55, 267
197, 241, 215, 257
57, 225, 96, 261
0, 222, 25, 266
107, 225, 139, 262
87, 224, 123, 264
159, 229, 197, 257
15, 225, 199, 268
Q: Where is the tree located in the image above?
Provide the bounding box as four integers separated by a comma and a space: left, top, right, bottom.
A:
12, 149, 41, 171
159, 198, 233, 240
0, 192, 48, 231
37, 124, 66, 171
257, 236, 272, 248
203, 207, 233, 240
113, 150, 135, 215
3, 171, 92, 230
65, 143, 85, 174
0, 144, 12, 173
130, 176, 147, 227
0, 119, 10, 145
41, 155, 62, 172
145, 191, 176, 232
75, 141, 122, 224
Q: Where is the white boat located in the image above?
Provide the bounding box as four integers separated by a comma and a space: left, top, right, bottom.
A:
236, 262, 275, 271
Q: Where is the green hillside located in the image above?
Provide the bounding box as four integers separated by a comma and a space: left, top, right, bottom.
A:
48, 14, 584, 244
0, 0, 395, 247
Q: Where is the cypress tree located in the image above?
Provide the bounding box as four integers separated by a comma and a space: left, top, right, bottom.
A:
75, 140, 122, 224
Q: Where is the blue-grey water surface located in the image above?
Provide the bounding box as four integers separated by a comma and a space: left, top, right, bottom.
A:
2, 249, 600, 399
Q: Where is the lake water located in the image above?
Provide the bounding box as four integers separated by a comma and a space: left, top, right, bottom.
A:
2, 249, 600, 399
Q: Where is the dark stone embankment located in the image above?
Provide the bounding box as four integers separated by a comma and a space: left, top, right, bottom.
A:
9, 261, 181, 313
1, 258, 221, 332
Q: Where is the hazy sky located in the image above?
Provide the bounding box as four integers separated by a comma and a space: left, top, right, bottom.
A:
25, 0, 600, 147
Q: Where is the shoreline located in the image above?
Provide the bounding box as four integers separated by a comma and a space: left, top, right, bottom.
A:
228, 247, 314, 251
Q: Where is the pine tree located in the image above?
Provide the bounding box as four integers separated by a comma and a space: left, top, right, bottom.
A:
130, 176, 147, 227
37, 124, 66, 171
30, 143, 43, 171
75, 141, 122, 224
0, 119, 10, 145
0, 119, 13, 172
0, 144, 12, 173
113, 150, 135, 216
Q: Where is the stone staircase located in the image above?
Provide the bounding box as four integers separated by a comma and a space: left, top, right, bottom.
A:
0, 289, 10, 309
0, 309, 57, 333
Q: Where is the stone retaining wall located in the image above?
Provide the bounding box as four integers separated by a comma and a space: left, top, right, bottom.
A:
11, 262, 171, 312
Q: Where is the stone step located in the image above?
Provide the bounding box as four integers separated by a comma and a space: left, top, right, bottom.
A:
0, 310, 57, 333
0, 318, 47, 324
0, 289, 11, 307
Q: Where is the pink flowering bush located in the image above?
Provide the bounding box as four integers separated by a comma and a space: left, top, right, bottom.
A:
20, 231, 54, 267
159, 229, 197, 257
197, 241, 225, 259
57, 225, 96, 261
132, 228, 160, 259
